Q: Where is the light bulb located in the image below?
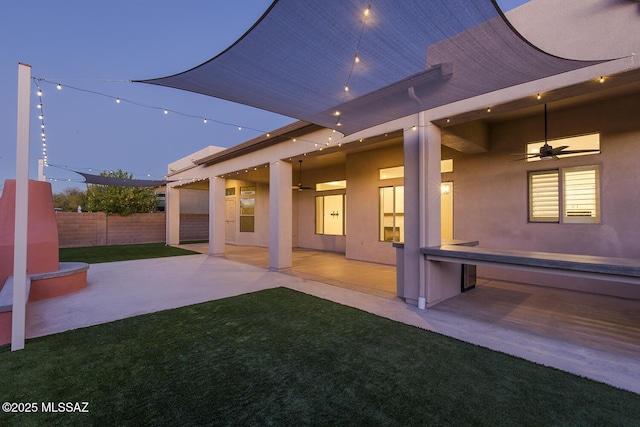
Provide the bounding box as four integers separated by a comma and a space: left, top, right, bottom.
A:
536, 93, 541, 100
37, 104, 42, 109
56, 84, 62, 90
344, 85, 349, 92
164, 109, 168, 114
364, 7, 370, 17
116, 98, 121, 103
599, 76, 605, 83
354, 55, 360, 64
37, 89, 42, 96
203, 118, 207, 123
238, 126, 242, 130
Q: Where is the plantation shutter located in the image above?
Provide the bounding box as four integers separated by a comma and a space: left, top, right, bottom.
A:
529, 170, 559, 222
563, 166, 600, 223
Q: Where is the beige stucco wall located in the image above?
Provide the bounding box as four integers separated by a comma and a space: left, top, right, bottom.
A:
506, 0, 640, 61
448, 92, 640, 297
179, 188, 209, 214
295, 163, 346, 253
223, 179, 270, 248
346, 145, 405, 265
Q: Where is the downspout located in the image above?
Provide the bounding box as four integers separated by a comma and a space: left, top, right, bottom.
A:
418, 111, 427, 310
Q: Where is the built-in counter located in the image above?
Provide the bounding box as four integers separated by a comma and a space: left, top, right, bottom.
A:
393, 239, 479, 302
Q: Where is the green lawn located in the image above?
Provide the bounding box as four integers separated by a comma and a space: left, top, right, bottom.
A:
59, 243, 199, 264
1, 288, 638, 426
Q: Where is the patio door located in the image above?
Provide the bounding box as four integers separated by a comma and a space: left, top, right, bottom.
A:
225, 198, 236, 244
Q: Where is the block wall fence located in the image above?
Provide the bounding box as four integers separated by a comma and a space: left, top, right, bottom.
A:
56, 212, 208, 248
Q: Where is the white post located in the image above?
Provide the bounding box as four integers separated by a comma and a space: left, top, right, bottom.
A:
166, 185, 180, 246
268, 160, 292, 270
12, 63, 31, 351
208, 176, 226, 255
38, 158, 45, 182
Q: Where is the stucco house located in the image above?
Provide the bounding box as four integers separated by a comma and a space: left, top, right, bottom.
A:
158, 0, 640, 308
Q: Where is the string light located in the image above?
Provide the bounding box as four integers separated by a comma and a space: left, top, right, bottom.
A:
33, 78, 268, 136
536, 93, 541, 100
336, 0, 373, 129
33, 79, 48, 166
599, 76, 605, 83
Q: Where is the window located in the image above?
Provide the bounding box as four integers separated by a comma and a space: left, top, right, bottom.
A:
379, 186, 404, 242
315, 194, 346, 235
563, 166, 600, 223
527, 133, 600, 162
316, 180, 346, 191
225, 187, 235, 196
529, 165, 600, 223
379, 160, 453, 180
239, 186, 256, 232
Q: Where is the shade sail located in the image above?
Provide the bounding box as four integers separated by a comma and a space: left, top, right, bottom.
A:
76, 171, 172, 187
137, 0, 606, 135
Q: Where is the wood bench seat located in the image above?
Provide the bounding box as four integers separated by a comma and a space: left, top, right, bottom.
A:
421, 245, 640, 285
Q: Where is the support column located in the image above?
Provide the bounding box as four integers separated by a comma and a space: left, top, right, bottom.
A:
268, 160, 292, 270
399, 123, 421, 303
166, 185, 180, 246
420, 118, 461, 308
12, 63, 31, 351
209, 176, 226, 256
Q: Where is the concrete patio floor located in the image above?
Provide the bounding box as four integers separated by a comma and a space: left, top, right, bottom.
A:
23, 248, 640, 395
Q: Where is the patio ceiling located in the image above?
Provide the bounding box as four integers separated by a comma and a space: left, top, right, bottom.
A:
137, 0, 610, 135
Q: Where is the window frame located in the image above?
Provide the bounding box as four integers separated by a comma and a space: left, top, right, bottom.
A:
528, 164, 600, 224
314, 193, 346, 236
239, 186, 256, 233
379, 185, 404, 243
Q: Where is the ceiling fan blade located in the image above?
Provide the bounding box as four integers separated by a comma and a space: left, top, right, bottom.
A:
509, 154, 540, 162
550, 145, 569, 154
557, 149, 601, 155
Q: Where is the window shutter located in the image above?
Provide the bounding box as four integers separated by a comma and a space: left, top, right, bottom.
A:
563, 166, 600, 223
529, 171, 559, 222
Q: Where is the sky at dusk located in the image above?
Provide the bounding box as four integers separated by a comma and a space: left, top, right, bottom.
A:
0, 0, 528, 194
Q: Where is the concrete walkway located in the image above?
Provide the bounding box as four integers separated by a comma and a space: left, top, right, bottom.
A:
25, 254, 640, 395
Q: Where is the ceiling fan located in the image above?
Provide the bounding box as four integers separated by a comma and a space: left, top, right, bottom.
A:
511, 104, 600, 161
293, 160, 313, 191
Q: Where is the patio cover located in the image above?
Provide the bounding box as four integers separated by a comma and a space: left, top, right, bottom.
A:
137, 0, 608, 135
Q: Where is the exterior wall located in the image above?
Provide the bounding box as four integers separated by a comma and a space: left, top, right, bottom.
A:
179, 189, 209, 214
179, 214, 209, 241
346, 145, 404, 265
57, 212, 166, 247
223, 180, 269, 248
295, 163, 346, 253
449, 93, 640, 297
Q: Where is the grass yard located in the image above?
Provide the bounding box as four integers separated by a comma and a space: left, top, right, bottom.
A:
59, 243, 199, 264
1, 288, 638, 426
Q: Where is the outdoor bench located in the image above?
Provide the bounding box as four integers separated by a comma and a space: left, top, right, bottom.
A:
420, 245, 640, 285
0, 275, 31, 313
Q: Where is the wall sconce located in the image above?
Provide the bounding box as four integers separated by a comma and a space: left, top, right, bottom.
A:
441, 183, 451, 195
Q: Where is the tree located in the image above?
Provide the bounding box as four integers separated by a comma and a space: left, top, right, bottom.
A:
85, 169, 159, 215
53, 187, 87, 212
